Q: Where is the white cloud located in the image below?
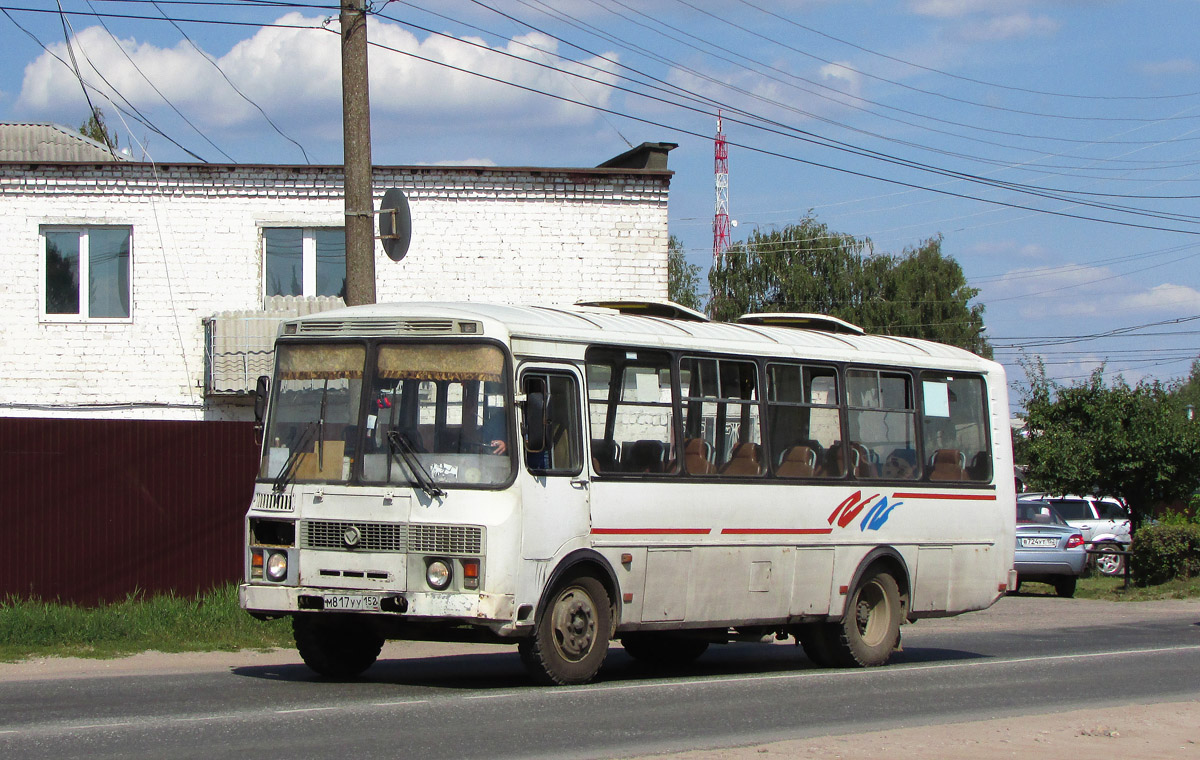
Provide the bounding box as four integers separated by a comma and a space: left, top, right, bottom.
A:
953, 13, 1060, 42
15, 14, 619, 151
1114, 283, 1200, 313
908, 1, 1059, 42
1136, 58, 1199, 77
909, 0, 1000, 19
819, 62, 862, 98
964, 240, 1050, 260
987, 264, 1200, 321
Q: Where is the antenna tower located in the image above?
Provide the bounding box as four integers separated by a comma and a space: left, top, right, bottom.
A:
713, 111, 730, 270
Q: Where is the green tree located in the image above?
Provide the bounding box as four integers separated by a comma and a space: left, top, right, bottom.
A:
79, 108, 119, 154
667, 234, 702, 311
1175, 359, 1200, 420
708, 217, 989, 356
1019, 359, 1200, 529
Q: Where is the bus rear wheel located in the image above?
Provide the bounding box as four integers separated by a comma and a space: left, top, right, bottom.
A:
621, 633, 709, 666
519, 574, 612, 685
292, 615, 384, 679
827, 569, 903, 667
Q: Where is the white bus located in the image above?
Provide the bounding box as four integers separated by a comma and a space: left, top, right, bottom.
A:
240, 301, 1015, 685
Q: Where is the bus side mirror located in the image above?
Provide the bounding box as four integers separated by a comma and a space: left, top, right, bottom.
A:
524, 390, 547, 453
253, 375, 270, 442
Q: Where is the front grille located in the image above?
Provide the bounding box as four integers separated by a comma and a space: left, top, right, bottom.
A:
301, 520, 483, 555
303, 521, 408, 552
254, 492, 294, 512
409, 524, 483, 554
296, 318, 456, 335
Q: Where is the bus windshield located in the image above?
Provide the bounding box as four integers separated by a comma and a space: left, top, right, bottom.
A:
259, 342, 513, 489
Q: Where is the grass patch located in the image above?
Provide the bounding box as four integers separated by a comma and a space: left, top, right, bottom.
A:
0, 584, 293, 662
1074, 574, 1200, 601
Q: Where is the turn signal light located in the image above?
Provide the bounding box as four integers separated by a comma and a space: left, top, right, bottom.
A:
1066, 534, 1084, 549
462, 559, 480, 590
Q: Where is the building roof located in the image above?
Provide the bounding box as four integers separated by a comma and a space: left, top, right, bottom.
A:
0, 123, 126, 162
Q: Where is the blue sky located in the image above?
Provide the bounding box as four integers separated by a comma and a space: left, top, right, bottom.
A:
3, 0, 1199, 404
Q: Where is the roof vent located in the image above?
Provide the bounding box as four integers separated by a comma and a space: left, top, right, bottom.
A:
737, 312, 865, 335
576, 299, 710, 322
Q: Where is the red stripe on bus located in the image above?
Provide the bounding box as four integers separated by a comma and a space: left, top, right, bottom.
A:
720, 528, 834, 535
591, 528, 712, 535
892, 492, 997, 501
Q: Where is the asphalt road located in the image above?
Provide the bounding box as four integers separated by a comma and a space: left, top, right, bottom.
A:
2, 596, 1198, 760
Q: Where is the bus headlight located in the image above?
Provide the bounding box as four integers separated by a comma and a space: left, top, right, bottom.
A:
426, 559, 452, 590
266, 551, 288, 582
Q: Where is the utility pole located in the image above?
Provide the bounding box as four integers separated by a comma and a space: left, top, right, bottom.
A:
341, 0, 375, 305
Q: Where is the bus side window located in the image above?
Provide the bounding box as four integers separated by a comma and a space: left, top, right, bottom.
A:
523, 372, 583, 475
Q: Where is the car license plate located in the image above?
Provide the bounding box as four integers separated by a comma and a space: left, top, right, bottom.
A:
322, 594, 381, 611
1020, 537, 1057, 548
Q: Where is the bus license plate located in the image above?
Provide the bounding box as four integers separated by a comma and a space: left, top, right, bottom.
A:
323, 594, 381, 611
1020, 537, 1057, 548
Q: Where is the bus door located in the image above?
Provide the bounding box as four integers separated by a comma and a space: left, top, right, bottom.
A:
518, 366, 589, 560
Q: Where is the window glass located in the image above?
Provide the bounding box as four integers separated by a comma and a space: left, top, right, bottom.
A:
680, 357, 761, 476
360, 343, 513, 487
921, 373, 991, 482
42, 227, 131, 320
1051, 500, 1092, 521
264, 227, 346, 299
45, 231, 80, 315
767, 364, 843, 478
265, 228, 304, 297
260, 343, 365, 485
88, 228, 131, 318
846, 368, 918, 480
586, 348, 675, 474
315, 229, 347, 298
524, 373, 582, 475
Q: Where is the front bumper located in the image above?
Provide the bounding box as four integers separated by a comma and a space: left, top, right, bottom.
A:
240, 583, 515, 624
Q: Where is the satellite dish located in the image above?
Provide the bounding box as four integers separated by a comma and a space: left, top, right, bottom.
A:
378, 188, 412, 261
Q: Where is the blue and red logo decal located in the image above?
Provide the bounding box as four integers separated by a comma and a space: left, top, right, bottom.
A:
828, 491, 903, 532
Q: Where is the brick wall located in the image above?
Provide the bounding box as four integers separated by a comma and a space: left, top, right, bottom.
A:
0, 163, 670, 421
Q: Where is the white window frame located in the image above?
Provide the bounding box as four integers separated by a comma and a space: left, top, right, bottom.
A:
39, 225, 134, 324
261, 226, 345, 300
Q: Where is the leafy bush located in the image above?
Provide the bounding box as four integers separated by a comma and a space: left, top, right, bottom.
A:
1131, 523, 1200, 586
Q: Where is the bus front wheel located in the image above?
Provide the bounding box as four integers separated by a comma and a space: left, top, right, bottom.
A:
292, 615, 383, 679
828, 569, 903, 667
519, 574, 612, 685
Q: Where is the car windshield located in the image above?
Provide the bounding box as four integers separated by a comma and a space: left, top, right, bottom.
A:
1017, 502, 1068, 525
259, 341, 513, 489
1048, 499, 1092, 521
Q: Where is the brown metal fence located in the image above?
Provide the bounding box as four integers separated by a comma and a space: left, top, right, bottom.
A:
0, 417, 259, 606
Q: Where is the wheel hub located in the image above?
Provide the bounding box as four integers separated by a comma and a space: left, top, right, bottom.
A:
552, 590, 596, 660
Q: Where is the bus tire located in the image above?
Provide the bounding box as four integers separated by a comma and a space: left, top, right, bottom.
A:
292, 615, 383, 679
828, 569, 902, 667
621, 633, 709, 666
519, 574, 612, 685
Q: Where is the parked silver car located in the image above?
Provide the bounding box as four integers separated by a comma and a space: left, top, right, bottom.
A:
1017, 493, 1130, 575
1014, 501, 1087, 597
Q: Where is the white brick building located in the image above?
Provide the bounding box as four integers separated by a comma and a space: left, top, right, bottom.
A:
0, 142, 675, 421
0, 134, 675, 603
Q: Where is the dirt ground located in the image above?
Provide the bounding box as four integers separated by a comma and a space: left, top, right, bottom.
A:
3, 596, 1199, 759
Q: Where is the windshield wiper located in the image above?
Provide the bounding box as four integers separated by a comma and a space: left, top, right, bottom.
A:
386, 430, 446, 499
273, 422, 317, 493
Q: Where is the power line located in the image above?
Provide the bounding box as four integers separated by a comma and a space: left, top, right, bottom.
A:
731, 0, 1200, 103
148, 0, 311, 164
81, 0, 235, 161
3, 7, 208, 160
